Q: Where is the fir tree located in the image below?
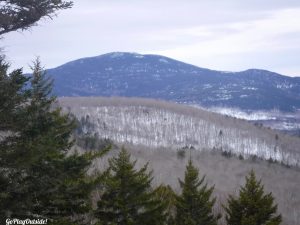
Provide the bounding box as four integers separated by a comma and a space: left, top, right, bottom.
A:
0, 1, 84, 222
224, 170, 282, 225
0, 58, 30, 156
154, 184, 177, 225
175, 159, 219, 225
0, 58, 31, 220
0, 0, 73, 36
95, 148, 166, 225
0, 59, 108, 224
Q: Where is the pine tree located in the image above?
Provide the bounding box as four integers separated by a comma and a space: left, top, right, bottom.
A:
0, 58, 30, 154
0, 1, 88, 222
95, 148, 166, 225
154, 184, 177, 225
224, 170, 282, 225
175, 159, 219, 225
0, 59, 108, 224
0, 0, 73, 36
0, 58, 31, 220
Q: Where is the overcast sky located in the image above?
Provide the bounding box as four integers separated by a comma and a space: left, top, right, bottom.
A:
1, 0, 300, 76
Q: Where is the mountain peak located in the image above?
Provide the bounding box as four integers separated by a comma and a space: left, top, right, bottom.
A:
47, 52, 300, 112
103, 52, 142, 58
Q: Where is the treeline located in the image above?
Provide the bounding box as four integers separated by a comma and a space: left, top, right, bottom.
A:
0, 58, 282, 224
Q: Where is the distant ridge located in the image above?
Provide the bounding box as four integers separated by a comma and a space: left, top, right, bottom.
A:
47, 52, 300, 112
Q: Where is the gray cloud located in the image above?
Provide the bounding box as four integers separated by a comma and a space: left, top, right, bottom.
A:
1, 0, 300, 76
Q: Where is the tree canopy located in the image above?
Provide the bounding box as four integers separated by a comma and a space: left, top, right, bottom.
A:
95, 148, 166, 225
0, 58, 111, 224
224, 170, 282, 225
175, 159, 219, 225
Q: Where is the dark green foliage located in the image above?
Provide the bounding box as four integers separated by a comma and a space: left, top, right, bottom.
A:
0, 0, 73, 36
0, 59, 106, 224
224, 170, 282, 225
95, 148, 166, 225
154, 185, 177, 225
0, 59, 31, 220
0, 1, 104, 223
175, 160, 219, 225
75, 133, 113, 151
0, 60, 29, 132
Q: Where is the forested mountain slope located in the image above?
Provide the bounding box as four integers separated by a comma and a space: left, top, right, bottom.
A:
59, 97, 300, 167
49, 52, 300, 112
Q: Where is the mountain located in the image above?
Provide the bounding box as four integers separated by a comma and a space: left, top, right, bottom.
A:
48, 52, 300, 112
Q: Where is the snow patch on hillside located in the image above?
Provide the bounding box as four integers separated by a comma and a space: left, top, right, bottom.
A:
159, 58, 169, 63
208, 107, 276, 120
69, 105, 300, 167
109, 52, 125, 58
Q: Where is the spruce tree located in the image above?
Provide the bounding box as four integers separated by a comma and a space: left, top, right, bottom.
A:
0, 0, 73, 36
0, 59, 107, 224
0, 1, 90, 222
0, 59, 28, 125
0, 58, 31, 220
154, 185, 177, 225
224, 170, 282, 225
95, 148, 166, 225
175, 159, 219, 225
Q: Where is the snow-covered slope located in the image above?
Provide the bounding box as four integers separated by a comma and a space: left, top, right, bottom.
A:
60, 97, 300, 167
199, 106, 300, 135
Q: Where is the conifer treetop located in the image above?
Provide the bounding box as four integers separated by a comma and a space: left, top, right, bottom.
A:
176, 159, 219, 225
225, 170, 282, 225
95, 148, 166, 225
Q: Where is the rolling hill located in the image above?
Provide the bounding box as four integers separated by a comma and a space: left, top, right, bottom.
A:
59, 97, 300, 167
